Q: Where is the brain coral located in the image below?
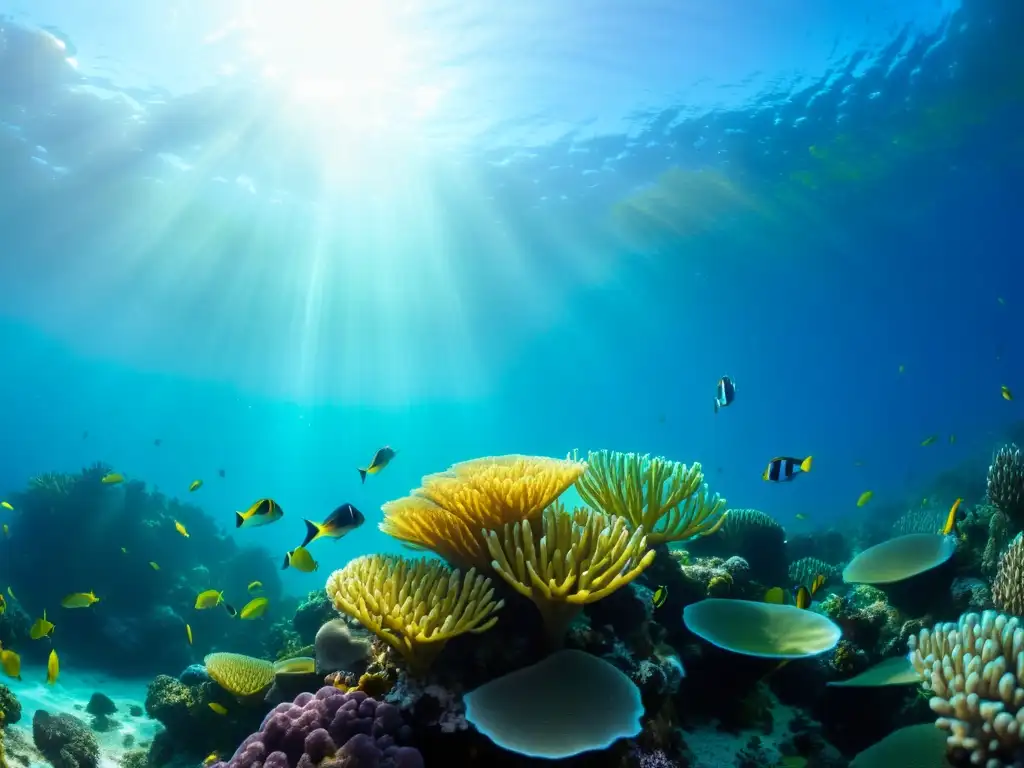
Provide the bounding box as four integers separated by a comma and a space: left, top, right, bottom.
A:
212, 687, 422, 768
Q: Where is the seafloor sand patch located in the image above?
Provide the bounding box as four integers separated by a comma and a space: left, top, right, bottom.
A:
4, 663, 160, 768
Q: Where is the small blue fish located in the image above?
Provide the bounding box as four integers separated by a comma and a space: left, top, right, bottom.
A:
714, 376, 736, 413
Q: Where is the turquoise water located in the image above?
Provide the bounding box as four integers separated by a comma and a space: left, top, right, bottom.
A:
0, 0, 1020, 598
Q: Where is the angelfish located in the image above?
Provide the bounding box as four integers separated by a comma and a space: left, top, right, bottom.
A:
358, 446, 397, 483
714, 376, 736, 413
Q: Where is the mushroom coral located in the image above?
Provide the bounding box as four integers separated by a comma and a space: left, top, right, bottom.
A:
683, 599, 842, 659
485, 504, 655, 644
325, 554, 502, 671
379, 455, 587, 570
574, 450, 727, 545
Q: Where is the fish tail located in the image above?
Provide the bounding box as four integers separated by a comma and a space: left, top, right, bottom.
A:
800, 456, 813, 472
301, 519, 322, 548
358, 467, 368, 484
235, 511, 245, 528
281, 552, 291, 570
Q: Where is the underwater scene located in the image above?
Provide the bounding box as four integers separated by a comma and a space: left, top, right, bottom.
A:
1, 0, 1023, 766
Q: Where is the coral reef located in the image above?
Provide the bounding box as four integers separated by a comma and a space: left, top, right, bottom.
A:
992, 532, 1024, 614
987, 443, 1024, 524
685, 508, 787, 584
0, 685, 21, 725
32, 711, 99, 768
788, 556, 841, 589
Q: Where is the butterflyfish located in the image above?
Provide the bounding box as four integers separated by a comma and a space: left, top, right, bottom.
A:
0, 647, 21, 680
174, 521, 190, 538
195, 590, 226, 610
186, 624, 193, 645
247, 581, 263, 593
810, 573, 826, 596
652, 585, 668, 609
235, 498, 283, 529
30, 610, 54, 639
764, 587, 786, 604
239, 597, 269, 620
856, 491, 874, 507
794, 586, 811, 610
282, 546, 319, 573
0, 502, 11, 511
189, 480, 203, 492
301, 503, 365, 548
1002, 385, 1013, 401
763, 456, 813, 482
942, 498, 963, 536
713, 375, 736, 413
101, 472, 124, 484
46, 649, 58, 684
358, 446, 397, 483
208, 703, 228, 715
61, 591, 99, 608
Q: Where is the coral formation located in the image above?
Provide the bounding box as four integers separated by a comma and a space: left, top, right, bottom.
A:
992, 532, 1024, 615
684, 599, 842, 658
205, 653, 276, 698
0, 685, 21, 725
843, 533, 956, 584
788, 556, 840, 588
314, 618, 371, 674
987, 443, 1024, 523
685, 508, 787, 584
32, 711, 99, 768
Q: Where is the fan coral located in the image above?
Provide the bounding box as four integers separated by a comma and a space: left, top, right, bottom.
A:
987, 443, 1024, 524
992, 533, 1024, 615
212, 687, 422, 768
379, 455, 586, 569
204, 653, 276, 698
909, 610, 1024, 768
574, 450, 727, 545
325, 554, 502, 671
789, 557, 840, 588
485, 504, 655, 643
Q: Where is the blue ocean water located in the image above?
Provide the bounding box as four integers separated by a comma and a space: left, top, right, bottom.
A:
0, 0, 1020, 599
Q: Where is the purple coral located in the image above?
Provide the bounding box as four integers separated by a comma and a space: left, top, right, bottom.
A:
213, 687, 423, 768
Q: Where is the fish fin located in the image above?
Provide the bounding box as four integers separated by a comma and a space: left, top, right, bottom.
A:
281, 552, 291, 570
235, 511, 245, 528
358, 468, 367, 484
714, 399, 719, 414
301, 519, 322, 548
800, 456, 813, 472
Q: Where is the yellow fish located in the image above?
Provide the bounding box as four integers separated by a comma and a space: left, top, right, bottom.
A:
208, 703, 228, 715
30, 610, 54, 640
46, 648, 58, 685
942, 498, 962, 536
300, 503, 365, 547
920, 435, 938, 446
239, 597, 269, 620
100, 472, 124, 485
1002, 385, 1013, 401
0, 595, 5, 616
794, 585, 811, 610
61, 591, 100, 609
856, 491, 874, 507
149, 561, 160, 570
174, 521, 189, 538
0, 502, 12, 511
189, 480, 203, 492
1, 648, 21, 680
204, 754, 220, 767
235, 498, 283, 529
810, 573, 826, 596
186, 624, 193, 645
651, 585, 667, 609
794, 513, 808, 521
358, 445, 397, 483
195, 590, 226, 610
282, 546, 319, 573
247, 581, 263, 593
764, 587, 785, 604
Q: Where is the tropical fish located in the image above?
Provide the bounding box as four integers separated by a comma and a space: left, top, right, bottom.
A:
898, 364, 905, 374
301, 503, 365, 547
6, 588, 14, 600
121, 547, 128, 554
223, 603, 237, 618
235, 498, 283, 529
652, 585, 668, 609
149, 562, 160, 570
204, 754, 220, 767
1002, 385, 1013, 401
0, 502, 12, 511
189, 480, 203, 492
195, 590, 227, 610
794, 513, 808, 521
0, 595, 5, 616
763, 456, 813, 482
175, 521, 190, 538
61, 591, 99, 608
856, 491, 874, 507
921, 435, 938, 446
764, 587, 785, 604
0, 647, 21, 680
714, 375, 736, 413
949, 434, 956, 444
942, 498, 963, 536
208, 703, 228, 715
810, 573, 826, 596
794, 586, 811, 610
30, 610, 54, 640
240, 597, 269, 620
101, 472, 124, 484
358, 446, 397, 483
186, 624, 193, 645
282, 546, 319, 573
47, 649, 59, 684
2, 525, 8, 538
247, 581, 263, 593
273, 656, 315, 675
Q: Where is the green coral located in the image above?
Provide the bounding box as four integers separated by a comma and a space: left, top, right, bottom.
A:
0, 684, 21, 725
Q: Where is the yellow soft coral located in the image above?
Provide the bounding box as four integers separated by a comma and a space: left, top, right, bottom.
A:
379, 455, 587, 570
575, 450, 727, 545
484, 504, 655, 644
203, 653, 275, 698
326, 554, 503, 672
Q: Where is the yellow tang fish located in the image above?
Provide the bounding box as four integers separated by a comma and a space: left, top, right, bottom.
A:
764, 587, 786, 605
30, 610, 55, 640
651, 585, 668, 609
794, 585, 811, 610
247, 581, 263, 593
186, 624, 193, 646
0, 502, 12, 511
1002, 385, 1013, 401
282, 546, 319, 573
1, 647, 21, 680
149, 561, 160, 570
189, 480, 203, 492
920, 435, 938, 446
101, 472, 124, 485
301, 503, 365, 548
204, 754, 220, 767
195, 590, 226, 610
175, 521, 190, 538
358, 445, 397, 484
856, 491, 874, 507
235, 498, 283, 529
61, 591, 100, 609
942, 498, 962, 536
46, 648, 59, 685
239, 597, 269, 620
208, 703, 228, 715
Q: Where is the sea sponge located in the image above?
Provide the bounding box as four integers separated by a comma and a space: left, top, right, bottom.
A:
379, 455, 586, 569
204, 653, 275, 698
987, 443, 1024, 524
325, 554, 502, 671
992, 533, 1024, 615
484, 504, 655, 643
908, 610, 1024, 767
574, 450, 727, 545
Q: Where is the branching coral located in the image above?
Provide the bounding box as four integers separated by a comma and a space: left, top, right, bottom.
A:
909, 610, 1024, 768
325, 554, 502, 671
574, 450, 726, 545
987, 444, 1024, 525
379, 455, 586, 570
485, 504, 656, 644
992, 533, 1024, 615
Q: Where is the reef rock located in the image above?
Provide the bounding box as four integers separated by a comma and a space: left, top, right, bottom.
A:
32, 710, 100, 768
